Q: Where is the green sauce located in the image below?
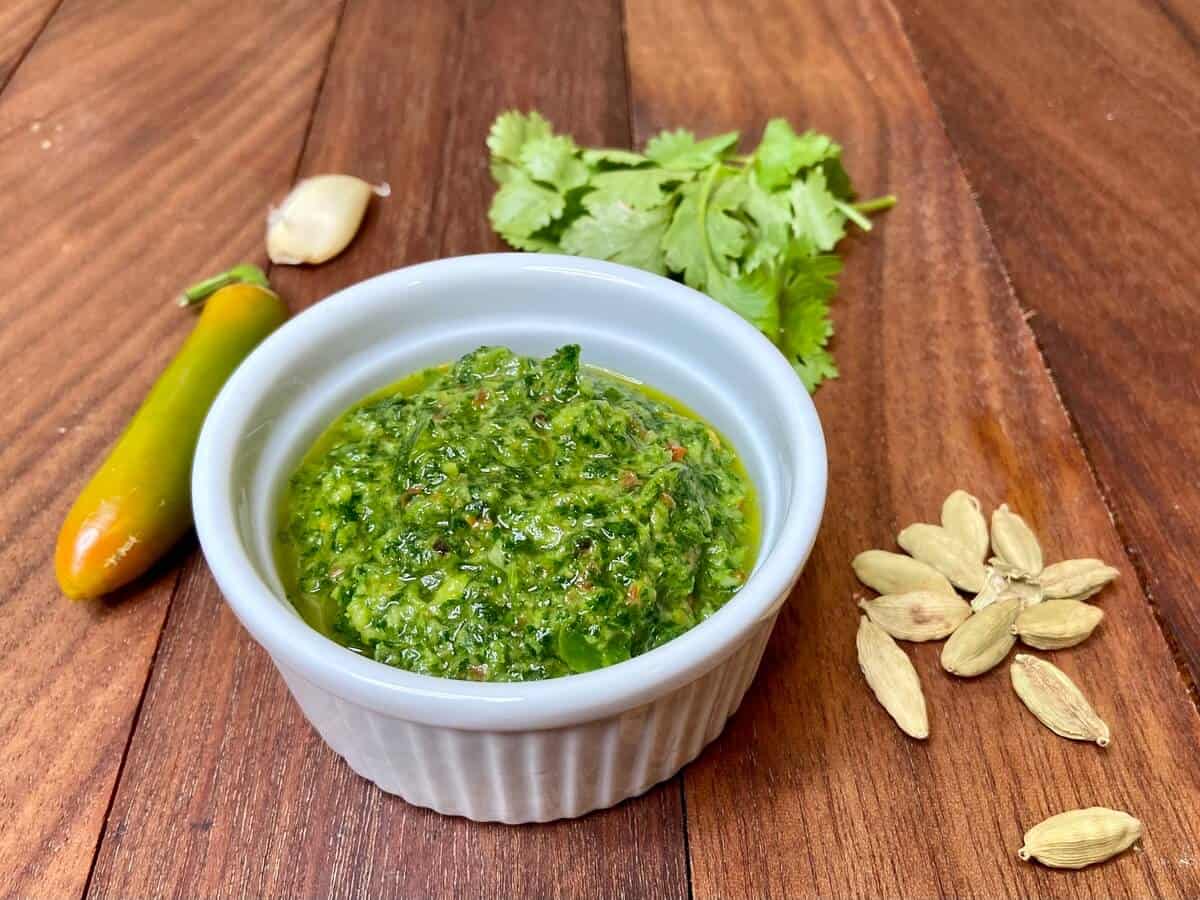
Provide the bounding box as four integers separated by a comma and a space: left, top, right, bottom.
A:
277, 345, 757, 682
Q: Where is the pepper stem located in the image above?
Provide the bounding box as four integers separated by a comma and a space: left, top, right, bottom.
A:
177, 264, 271, 308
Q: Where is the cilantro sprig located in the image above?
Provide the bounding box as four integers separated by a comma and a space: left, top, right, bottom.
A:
486, 111, 895, 392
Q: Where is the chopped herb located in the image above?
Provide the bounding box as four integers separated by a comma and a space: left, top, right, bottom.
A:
279, 346, 757, 682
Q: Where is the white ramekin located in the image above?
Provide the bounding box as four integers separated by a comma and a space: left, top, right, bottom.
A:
193, 254, 826, 823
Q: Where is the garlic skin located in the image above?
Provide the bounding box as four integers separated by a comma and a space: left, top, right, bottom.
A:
267, 174, 376, 265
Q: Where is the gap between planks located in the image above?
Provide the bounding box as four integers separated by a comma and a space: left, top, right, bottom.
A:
78, 565, 182, 900
70, 2, 352, 895
1153, 0, 1200, 54
0, 0, 64, 96
881, 0, 1200, 713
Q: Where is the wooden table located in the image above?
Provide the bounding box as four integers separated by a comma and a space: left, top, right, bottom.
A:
4, 1, 1199, 896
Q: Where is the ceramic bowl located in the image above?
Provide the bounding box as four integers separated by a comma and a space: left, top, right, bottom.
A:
192, 253, 826, 822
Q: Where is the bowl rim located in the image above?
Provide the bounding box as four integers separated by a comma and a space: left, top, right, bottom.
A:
193, 253, 826, 731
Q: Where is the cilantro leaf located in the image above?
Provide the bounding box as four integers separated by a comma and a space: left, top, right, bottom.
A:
488, 170, 565, 241
754, 119, 840, 190
560, 201, 670, 274
490, 159, 519, 185
502, 231, 560, 252
707, 211, 747, 262
706, 175, 749, 261
789, 169, 847, 252
484, 110, 895, 392
582, 147, 649, 168
645, 128, 739, 170
820, 157, 855, 200
783, 296, 833, 359
519, 135, 589, 192
793, 348, 839, 392
487, 110, 553, 163
707, 264, 780, 340
782, 273, 835, 360
780, 251, 842, 391
583, 168, 689, 212
533, 186, 590, 246
661, 183, 706, 287
739, 174, 792, 272
662, 176, 747, 288
783, 250, 842, 311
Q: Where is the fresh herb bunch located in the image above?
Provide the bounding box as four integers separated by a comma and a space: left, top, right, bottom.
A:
486, 111, 895, 391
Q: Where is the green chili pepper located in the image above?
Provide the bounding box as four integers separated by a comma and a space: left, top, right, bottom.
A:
55, 265, 287, 600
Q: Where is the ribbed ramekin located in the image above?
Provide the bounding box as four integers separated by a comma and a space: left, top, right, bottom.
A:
193, 254, 826, 822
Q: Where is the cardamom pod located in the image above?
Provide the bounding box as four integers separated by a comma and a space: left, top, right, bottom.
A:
1040, 558, 1119, 600
1003, 578, 1044, 609
898, 523, 988, 593
859, 591, 972, 642
856, 616, 929, 739
941, 489, 989, 562
971, 566, 1009, 612
1018, 807, 1141, 869
941, 598, 1020, 677
852, 550, 955, 597
1013, 599, 1104, 650
991, 504, 1043, 576
987, 557, 1029, 580
1010, 654, 1110, 746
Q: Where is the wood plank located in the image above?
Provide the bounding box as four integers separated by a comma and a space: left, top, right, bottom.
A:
87, 1, 689, 897
0, 0, 59, 89
87, 558, 687, 898
890, 0, 1200, 688
623, 0, 1200, 896
0, 1, 342, 895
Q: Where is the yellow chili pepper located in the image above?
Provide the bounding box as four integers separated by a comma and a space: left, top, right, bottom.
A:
55, 265, 287, 600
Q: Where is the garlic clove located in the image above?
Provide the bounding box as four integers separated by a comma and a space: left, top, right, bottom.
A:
266, 174, 379, 265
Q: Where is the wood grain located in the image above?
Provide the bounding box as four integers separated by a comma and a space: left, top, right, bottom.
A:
6, 0, 1198, 896
890, 0, 1200, 689
0, 0, 59, 88
86, 1, 689, 898
623, 0, 1200, 896
0, 1, 342, 895
86, 558, 687, 899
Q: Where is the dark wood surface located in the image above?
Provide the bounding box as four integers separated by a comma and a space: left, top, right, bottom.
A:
0, 1, 341, 896
626, 1, 1200, 897
1, 0, 1197, 897
892, 0, 1200, 689
0, 0, 58, 88
86, 2, 689, 898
